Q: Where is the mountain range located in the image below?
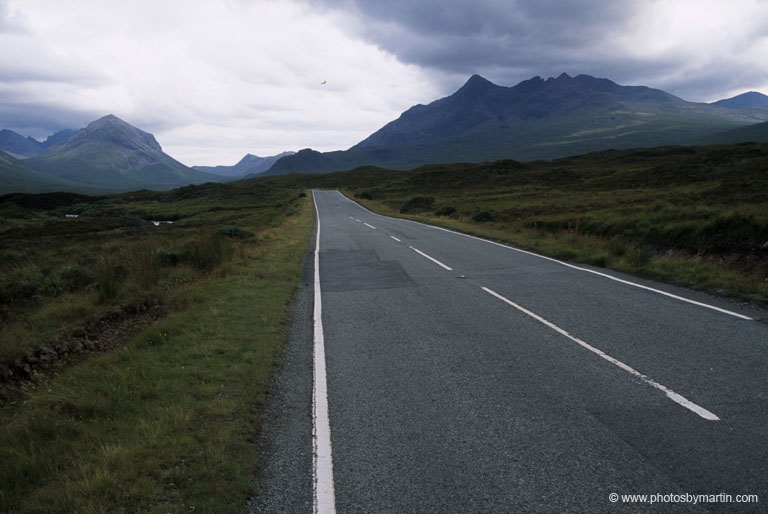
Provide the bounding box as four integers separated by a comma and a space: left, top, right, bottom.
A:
267, 74, 768, 174
0, 128, 78, 159
193, 151, 295, 177
0, 115, 222, 194
2, 74, 768, 193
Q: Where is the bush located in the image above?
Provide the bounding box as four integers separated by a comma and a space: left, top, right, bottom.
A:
627, 246, 654, 268
182, 235, 233, 270
298, 191, 307, 198
0, 275, 39, 305
129, 241, 164, 289
435, 206, 457, 216
58, 265, 95, 292
96, 254, 123, 302
472, 210, 496, 222
156, 250, 180, 267
215, 225, 254, 240
400, 196, 434, 214
357, 191, 373, 200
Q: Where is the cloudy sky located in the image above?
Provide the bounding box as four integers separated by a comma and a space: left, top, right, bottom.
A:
2, 0, 767, 166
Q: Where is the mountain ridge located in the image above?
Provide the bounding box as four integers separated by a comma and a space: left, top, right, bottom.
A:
0, 128, 79, 159
193, 151, 295, 177
713, 91, 768, 110
25, 114, 221, 192
268, 73, 768, 175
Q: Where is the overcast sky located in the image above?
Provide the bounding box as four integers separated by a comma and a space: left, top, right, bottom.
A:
2, 0, 767, 166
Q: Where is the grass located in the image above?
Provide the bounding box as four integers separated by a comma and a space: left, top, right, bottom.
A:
0, 182, 314, 512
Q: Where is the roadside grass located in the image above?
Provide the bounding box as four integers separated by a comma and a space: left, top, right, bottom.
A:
0, 190, 314, 513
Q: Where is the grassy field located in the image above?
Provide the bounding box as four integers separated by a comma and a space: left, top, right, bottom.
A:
0, 181, 314, 512
275, 142, 768, 305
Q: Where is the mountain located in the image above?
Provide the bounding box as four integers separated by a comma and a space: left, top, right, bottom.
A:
41, 129, 78, 149
0, 150, 69, 194
268, 73, 768, 174
26, 115, 221, 191
193, 151, 295, 177
0, 129, 44, 159
0, 128, 78, 159
713, 91, 768, 110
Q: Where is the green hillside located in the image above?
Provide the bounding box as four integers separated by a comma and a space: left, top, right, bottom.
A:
27, 115, 221, 192
0, 150, 70, 194
268, 74, 768, 174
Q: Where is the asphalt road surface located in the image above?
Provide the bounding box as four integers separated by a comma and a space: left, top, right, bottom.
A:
251, 190, 768, 513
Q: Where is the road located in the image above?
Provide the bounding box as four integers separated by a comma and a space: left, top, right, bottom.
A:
251, 190, 768, 513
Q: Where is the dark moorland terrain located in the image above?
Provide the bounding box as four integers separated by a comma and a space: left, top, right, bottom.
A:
0, 180, 314, 512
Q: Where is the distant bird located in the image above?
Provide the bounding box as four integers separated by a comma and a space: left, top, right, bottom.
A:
321, 80, 327, 85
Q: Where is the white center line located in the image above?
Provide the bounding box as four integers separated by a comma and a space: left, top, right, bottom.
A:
481, 286, 720, 421
409, 246, 453, 271
337, 192, 752, 321
355, 218, 362, 222
312, 192, 337, 514
390, 235, 402, 242
364, 222, 376, 230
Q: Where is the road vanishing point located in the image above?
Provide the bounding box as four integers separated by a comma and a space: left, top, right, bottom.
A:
251, 190, 768, 514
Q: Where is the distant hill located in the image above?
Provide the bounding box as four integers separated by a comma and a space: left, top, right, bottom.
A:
26, 115, 221, 192
703, 120, 768, 145
268, 73, 768, 175
0, 130, 44, 159
0, 128, 78, 159
41, 129, 78, 149
0, 150, 69, 194
194, 151, 295, 177
713, 91, 768, 110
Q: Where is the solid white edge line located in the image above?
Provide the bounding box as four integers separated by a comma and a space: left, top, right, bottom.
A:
338, 193, 752, 321
390, 235, 402, 242
364, 222, 376, 230
481, 286, 720, 421
409, 246, 453, 271
312, 192, 337, 514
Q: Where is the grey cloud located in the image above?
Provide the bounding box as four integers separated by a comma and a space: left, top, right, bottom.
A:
0, 100, 96, 140
311, 0, 767, 101
315, 0, 639, 73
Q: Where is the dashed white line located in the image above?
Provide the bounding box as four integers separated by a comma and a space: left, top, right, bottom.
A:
481, 286, 720, 421
312, 192, 337, 514
336, 192, 752, 321
364, 222, 376, 230
390, 235, 402, 243
409, 246, 453, 271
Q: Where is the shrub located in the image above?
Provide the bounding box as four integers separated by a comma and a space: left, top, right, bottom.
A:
435, 206, 457, 216
0, 274, 39, 305
627, 246, 654, 268
96, 254, 123, 302
129, 241, 164, 289
58, 265, 95, 292
607, 236, 627, 257
156, 250, 180, 267
357, 191, 373, 200
298, 191, 307, 198
215, 225, 255, 239
182, 235, 233, 270
400, 196, 434, 214
472, 210, 496, 222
